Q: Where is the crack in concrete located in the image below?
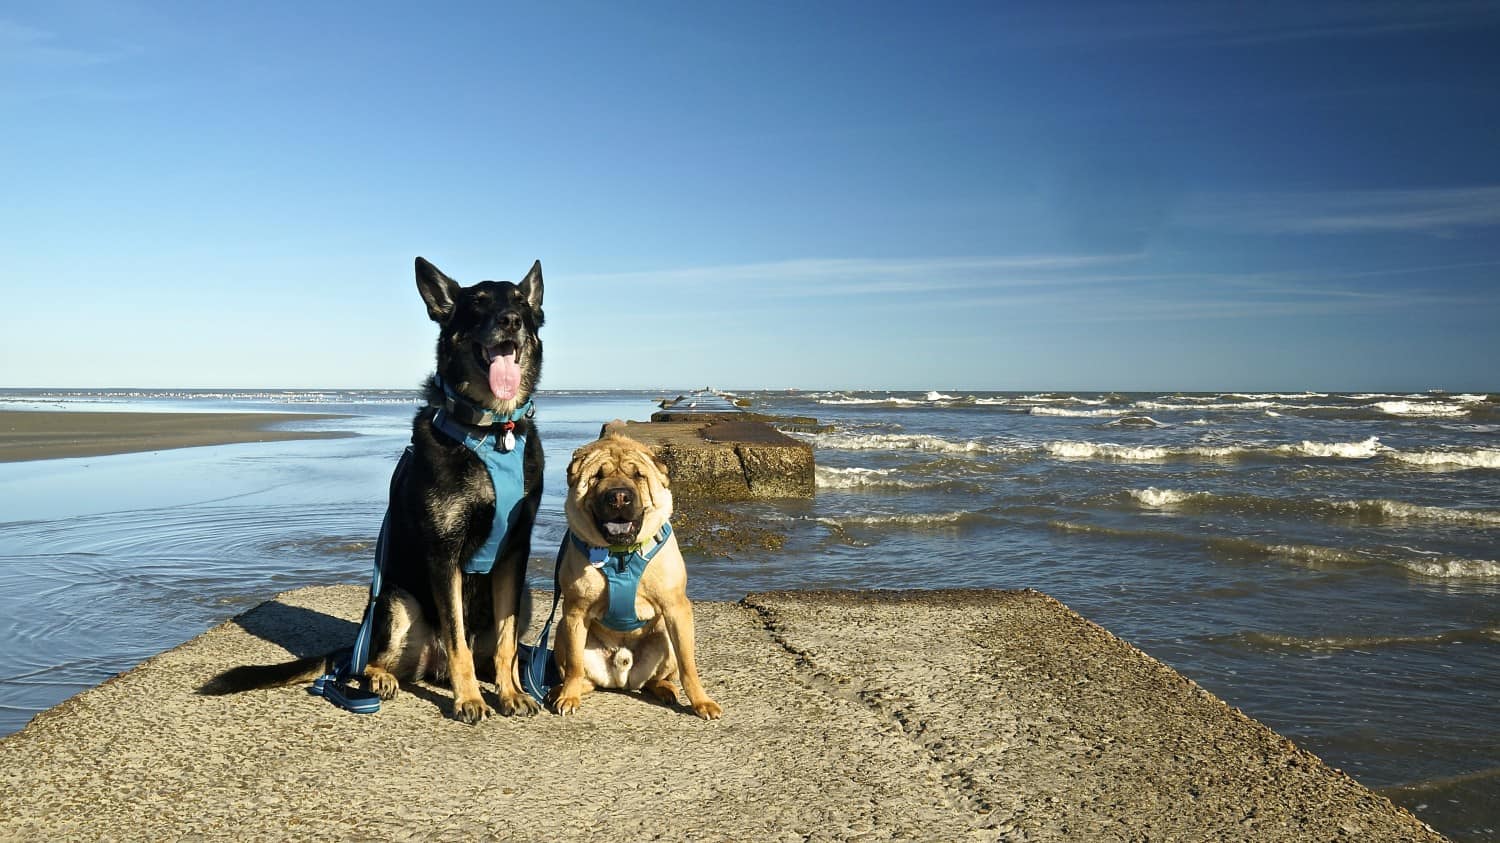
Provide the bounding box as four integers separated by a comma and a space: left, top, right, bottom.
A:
742, 599, 1002, 826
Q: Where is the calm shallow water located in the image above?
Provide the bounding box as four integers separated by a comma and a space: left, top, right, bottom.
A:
1, 388, 1496, 840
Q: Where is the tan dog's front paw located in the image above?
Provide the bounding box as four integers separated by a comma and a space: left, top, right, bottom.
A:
645, 678, 679, 706
552, 692, 583, 715
498, 690, 541, 717
691, 698, 723, 720
452, 695, 492, 725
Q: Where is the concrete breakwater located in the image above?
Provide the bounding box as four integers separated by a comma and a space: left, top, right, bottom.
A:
0, 586, 1443, 841
604, 390, 815, 501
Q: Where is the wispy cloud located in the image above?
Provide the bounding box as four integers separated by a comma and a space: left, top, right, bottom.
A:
1180, 187, 1500, 236
568, 254, 1141, 294
0, 20, 133, 69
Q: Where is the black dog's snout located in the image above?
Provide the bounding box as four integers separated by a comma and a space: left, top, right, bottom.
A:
497, 310, 523, 333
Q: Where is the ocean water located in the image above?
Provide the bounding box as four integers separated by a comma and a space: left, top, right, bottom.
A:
1, 388, 1496, 840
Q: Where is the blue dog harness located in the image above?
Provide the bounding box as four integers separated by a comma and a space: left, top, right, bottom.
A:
309, 392, 535, 714
431, 402, 533, 575
571, 524, 674, 632
518, 523, 675, 705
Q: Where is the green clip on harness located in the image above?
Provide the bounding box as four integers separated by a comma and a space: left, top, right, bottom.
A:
518, 523, 674, 705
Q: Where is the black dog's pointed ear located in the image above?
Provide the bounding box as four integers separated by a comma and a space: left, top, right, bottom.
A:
415, 257, 460, 323
519, 260, 543, 311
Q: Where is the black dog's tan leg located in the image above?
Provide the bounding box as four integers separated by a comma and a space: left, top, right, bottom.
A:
436, 570, 490, 724
662, 600, 722, 720
490, 571, 541, 716
551, 604, 594, 715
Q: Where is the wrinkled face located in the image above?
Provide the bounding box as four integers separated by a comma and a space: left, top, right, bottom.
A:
416, 258, 545, 411
566, 436, 672, 545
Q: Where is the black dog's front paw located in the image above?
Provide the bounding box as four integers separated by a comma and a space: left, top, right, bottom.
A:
365, 667, 401, 701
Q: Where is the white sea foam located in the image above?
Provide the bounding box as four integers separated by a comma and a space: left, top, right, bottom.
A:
925, 391, 959, 401
1263, 542, 1370, 567
1128, 488, 1195, 507
1135, 400, 1277, 412
974, 397, 1012, 405
1223, 392, 1329, 400
1454, 393, 1491, 403
1400, 558, 1500, 579
1046, 436, 1383, 462
814, 466, 926, 490
797, 431, 998, 455
1044, 442, 1244, 461
818, 511, 972, 528
1371, 401, 1470, 417
1332, 499, 1500, 526
1389, 448, 1500, 469
816, 395, 924, 406
1274, 436, 1384, 459
1029, 406, 1132, 418
1186, 418, 1213, 426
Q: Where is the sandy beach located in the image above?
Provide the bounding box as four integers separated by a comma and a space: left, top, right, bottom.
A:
0, 410, 354, 462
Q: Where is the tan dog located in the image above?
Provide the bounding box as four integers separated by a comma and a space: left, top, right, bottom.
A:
552, 434, 722, 719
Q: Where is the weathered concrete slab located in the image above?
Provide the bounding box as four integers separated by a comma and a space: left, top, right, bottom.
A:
0, 586, 1444, 842
603, 418, 814, 501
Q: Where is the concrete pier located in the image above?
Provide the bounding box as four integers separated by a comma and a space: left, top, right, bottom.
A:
603, 417, 815, 501
0, 586, 1444, 841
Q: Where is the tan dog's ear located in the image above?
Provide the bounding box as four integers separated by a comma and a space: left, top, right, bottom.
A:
567, 445, 613, 494
565, 451, 586, 490
638, 453, 671, 509
652, 456, 670, 488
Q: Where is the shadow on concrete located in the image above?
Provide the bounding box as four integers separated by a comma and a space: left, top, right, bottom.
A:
231, 600, 358, 658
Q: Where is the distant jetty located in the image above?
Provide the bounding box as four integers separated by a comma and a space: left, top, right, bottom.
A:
604, 390, 815, 501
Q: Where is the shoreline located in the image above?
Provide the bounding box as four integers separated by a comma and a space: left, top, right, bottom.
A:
0, 410, 355, 462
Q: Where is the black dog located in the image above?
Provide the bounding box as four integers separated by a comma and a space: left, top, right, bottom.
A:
203, 257, 545, 722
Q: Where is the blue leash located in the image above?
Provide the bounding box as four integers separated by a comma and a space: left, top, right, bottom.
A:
308, 446, 413, 714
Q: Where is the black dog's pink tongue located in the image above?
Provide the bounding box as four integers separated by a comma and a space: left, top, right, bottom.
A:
488, 350, 521, 400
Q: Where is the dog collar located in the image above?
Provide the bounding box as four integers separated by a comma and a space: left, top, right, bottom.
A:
434, 374, 534, 428
570, 523, 673, 566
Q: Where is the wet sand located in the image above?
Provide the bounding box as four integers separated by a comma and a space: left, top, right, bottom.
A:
0, 410, 354, 462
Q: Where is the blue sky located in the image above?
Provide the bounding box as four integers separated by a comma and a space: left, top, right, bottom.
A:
2, 1, 1498, 391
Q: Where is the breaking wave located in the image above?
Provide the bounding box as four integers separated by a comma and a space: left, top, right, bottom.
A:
1028, 406, 1134, 418
817, 511, 981, 529
1372, 401, 1472, 417
795, 430, 1007, 455
1125, 488, 1500, 526
1388, 448, 1500, 469
815, 466, 928, 490
1044, 437, 1384, 462
1222, 626, 1500, 653
1049, 520, 1499, 579
1401, 559, 1500, 579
